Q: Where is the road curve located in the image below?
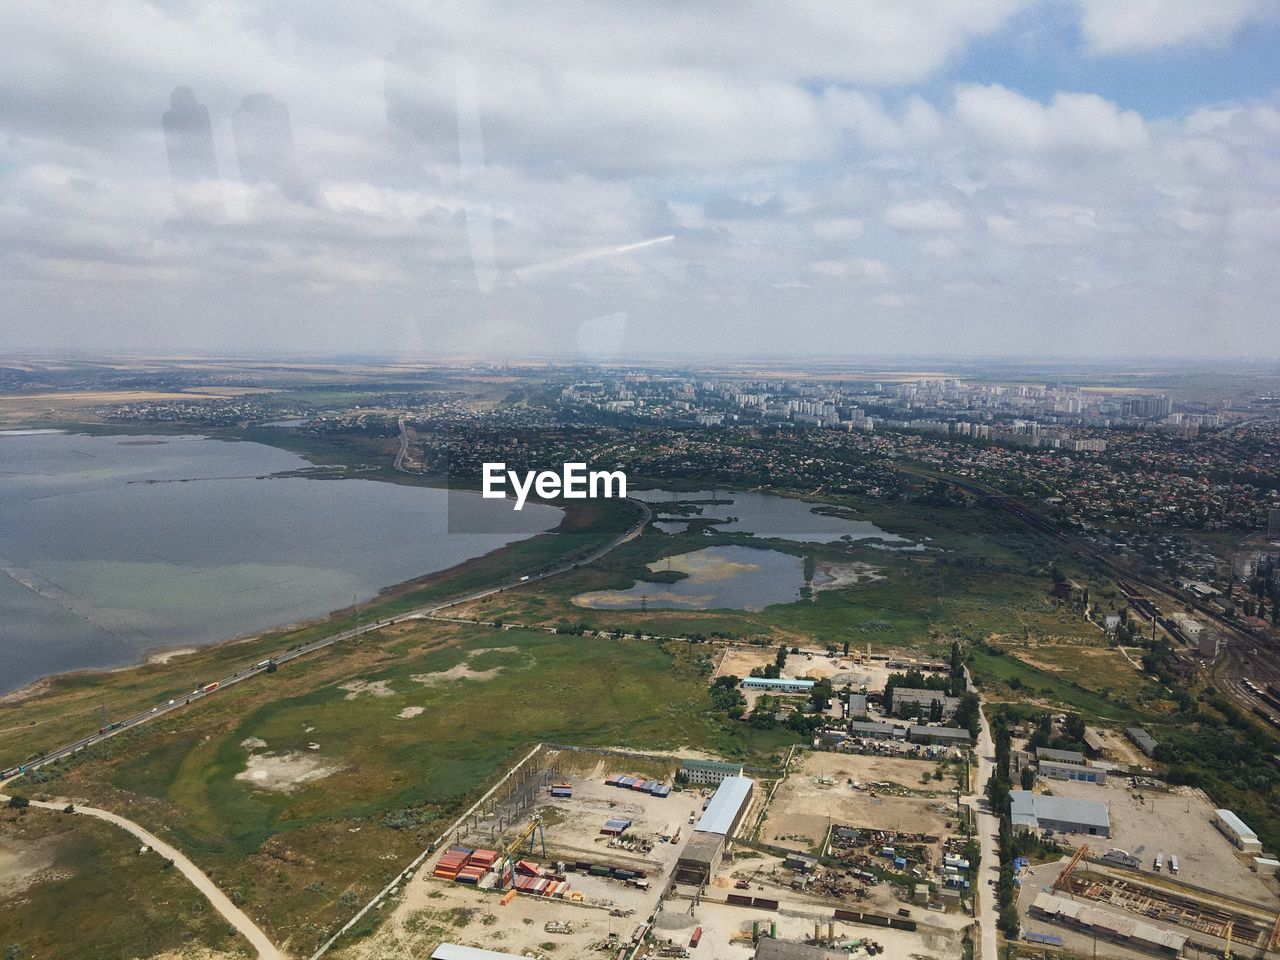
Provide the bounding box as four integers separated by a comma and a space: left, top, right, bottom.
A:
1, 793, 284, 960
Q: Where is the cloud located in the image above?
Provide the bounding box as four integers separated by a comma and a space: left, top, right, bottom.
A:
886, 200, 964, 232
806, 257, 893, 282
811, 217, 865, 241
1077, 0, 1280, 54
954, 84, 1150, 153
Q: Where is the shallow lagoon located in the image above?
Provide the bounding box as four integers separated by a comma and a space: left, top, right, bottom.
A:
0, 432, 559, 693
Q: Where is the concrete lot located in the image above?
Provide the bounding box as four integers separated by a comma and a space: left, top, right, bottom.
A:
653, 893, 965, 960
1046, 777, 1280, 905
761, 751, 962, 853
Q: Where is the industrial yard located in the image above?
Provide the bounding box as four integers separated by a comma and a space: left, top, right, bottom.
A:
760, 751, 964, 856
1045, 776, 1280, 904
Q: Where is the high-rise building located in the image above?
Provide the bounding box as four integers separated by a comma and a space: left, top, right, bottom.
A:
1269, 508, 1280, 542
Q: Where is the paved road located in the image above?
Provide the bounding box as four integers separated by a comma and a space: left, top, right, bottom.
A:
0, 496, 650, 786
0, 792, 283, 959
962, 672, 999, 960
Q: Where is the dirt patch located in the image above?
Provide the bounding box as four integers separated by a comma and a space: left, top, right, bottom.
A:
0, 835, 59, 895
397, 707, 424, 719
339, 679, 395, 700
240, 736, 268, 750
812, 560, 884, 593
410, 648, 520, 687
235, 752, 340, 793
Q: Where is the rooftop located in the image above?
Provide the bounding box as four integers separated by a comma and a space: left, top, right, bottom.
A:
1011, 791, 1110, 830
1032, 892, 1187, 952
1215, 808, 1258, 841
696, 775, 754, 836
432, 945, 532, 960
1037, 747, 1085, 763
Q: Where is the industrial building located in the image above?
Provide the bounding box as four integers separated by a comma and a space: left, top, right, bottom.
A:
431, 945, 532, 960
907, 725, 972, 745
679, 758, 743, 786
673, 831, 726, 885
1213, 808, 1263, 853
1038, 759, 1106, 784
846, 693, 868, 719
848, 720, 906, 741
742, 677, 815, 695
1083, 727, 1108, 758
889, 687, 959, 719
1036, 747, 1085, 765
674, 775, 755, 885
1011, 790, 1110, 837
696, 775, 754, 837
1029, 893, 1187, 957
755, 939, 848, 960
1127, 726, 1159, 758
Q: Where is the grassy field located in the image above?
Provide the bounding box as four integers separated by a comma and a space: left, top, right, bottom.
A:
0, 805, 237, 960
5, 622, 787, 956
0, 496, 640, 770
452, 494, 1104, 656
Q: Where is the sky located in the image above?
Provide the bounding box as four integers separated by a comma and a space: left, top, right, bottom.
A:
1, 1, 1278, 361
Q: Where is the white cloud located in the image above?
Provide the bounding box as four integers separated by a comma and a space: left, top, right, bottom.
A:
1077, 0, 1280, 54
811, 217, 865, 241
954, 84, 1149, 154
806, 257, 893, 282
886, 200, 964, 232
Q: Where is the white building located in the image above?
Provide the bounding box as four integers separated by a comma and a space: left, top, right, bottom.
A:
1214, 809, 1263, 853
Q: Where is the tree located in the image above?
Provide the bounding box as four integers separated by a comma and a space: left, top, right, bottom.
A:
7, 795, 29, 809
1020, 766, 1035, 790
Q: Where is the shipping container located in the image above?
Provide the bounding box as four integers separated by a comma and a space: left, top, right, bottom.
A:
689, 927, 702, 948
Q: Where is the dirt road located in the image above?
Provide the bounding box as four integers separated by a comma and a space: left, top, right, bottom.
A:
2, 791, 285, 959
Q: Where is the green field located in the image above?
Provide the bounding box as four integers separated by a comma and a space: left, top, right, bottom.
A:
0, 805, 236, 960
7, 622, 786, 956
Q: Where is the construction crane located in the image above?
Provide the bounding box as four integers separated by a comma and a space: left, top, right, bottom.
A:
498, 815, 546, 888
1052, 844, 1090, 893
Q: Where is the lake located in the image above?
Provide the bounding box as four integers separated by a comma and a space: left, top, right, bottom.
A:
0, 432, 560, 694
573, 545, 807, 612
632, 488, 910, 544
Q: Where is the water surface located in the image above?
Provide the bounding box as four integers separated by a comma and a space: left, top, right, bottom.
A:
634, 488, 909, 544
573, 545, 805, 611
0, 432, 559, 693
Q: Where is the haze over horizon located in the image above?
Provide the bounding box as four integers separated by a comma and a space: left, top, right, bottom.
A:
2, 1, 1278, 360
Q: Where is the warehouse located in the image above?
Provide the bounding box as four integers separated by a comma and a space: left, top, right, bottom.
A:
1213, 808, 1263, 853
849, 720, 906, 741
1038, 760, 1107, 785
673, 831, 726, 885
1127, 727, 1159, 758
680, 758, 744, 786
1036, 747, 1085, 765
432, 945, 532, 960
742, 677, 815, 695
696, 775, 754, 838
1011, 791, 1110, 837
908, 724, 972, 746
846, 693, 868, 719
755, 940, 848, 960
889, 688, 958, 719
1029, 893, 1187, 957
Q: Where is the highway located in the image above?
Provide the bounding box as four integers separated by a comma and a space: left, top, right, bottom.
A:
0, 495, 650, 786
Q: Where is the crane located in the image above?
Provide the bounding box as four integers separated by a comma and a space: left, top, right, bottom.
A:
1053, 844, 1090, 893
498, 815, 546, 888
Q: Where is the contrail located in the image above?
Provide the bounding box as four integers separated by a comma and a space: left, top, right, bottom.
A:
514, 234, 675, 279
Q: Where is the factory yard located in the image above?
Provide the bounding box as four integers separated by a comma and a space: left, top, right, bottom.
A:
651, 895, 962, 960
1046, 776, 1280, 905
341, 757, 704, 960
761, 750, 963, 854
